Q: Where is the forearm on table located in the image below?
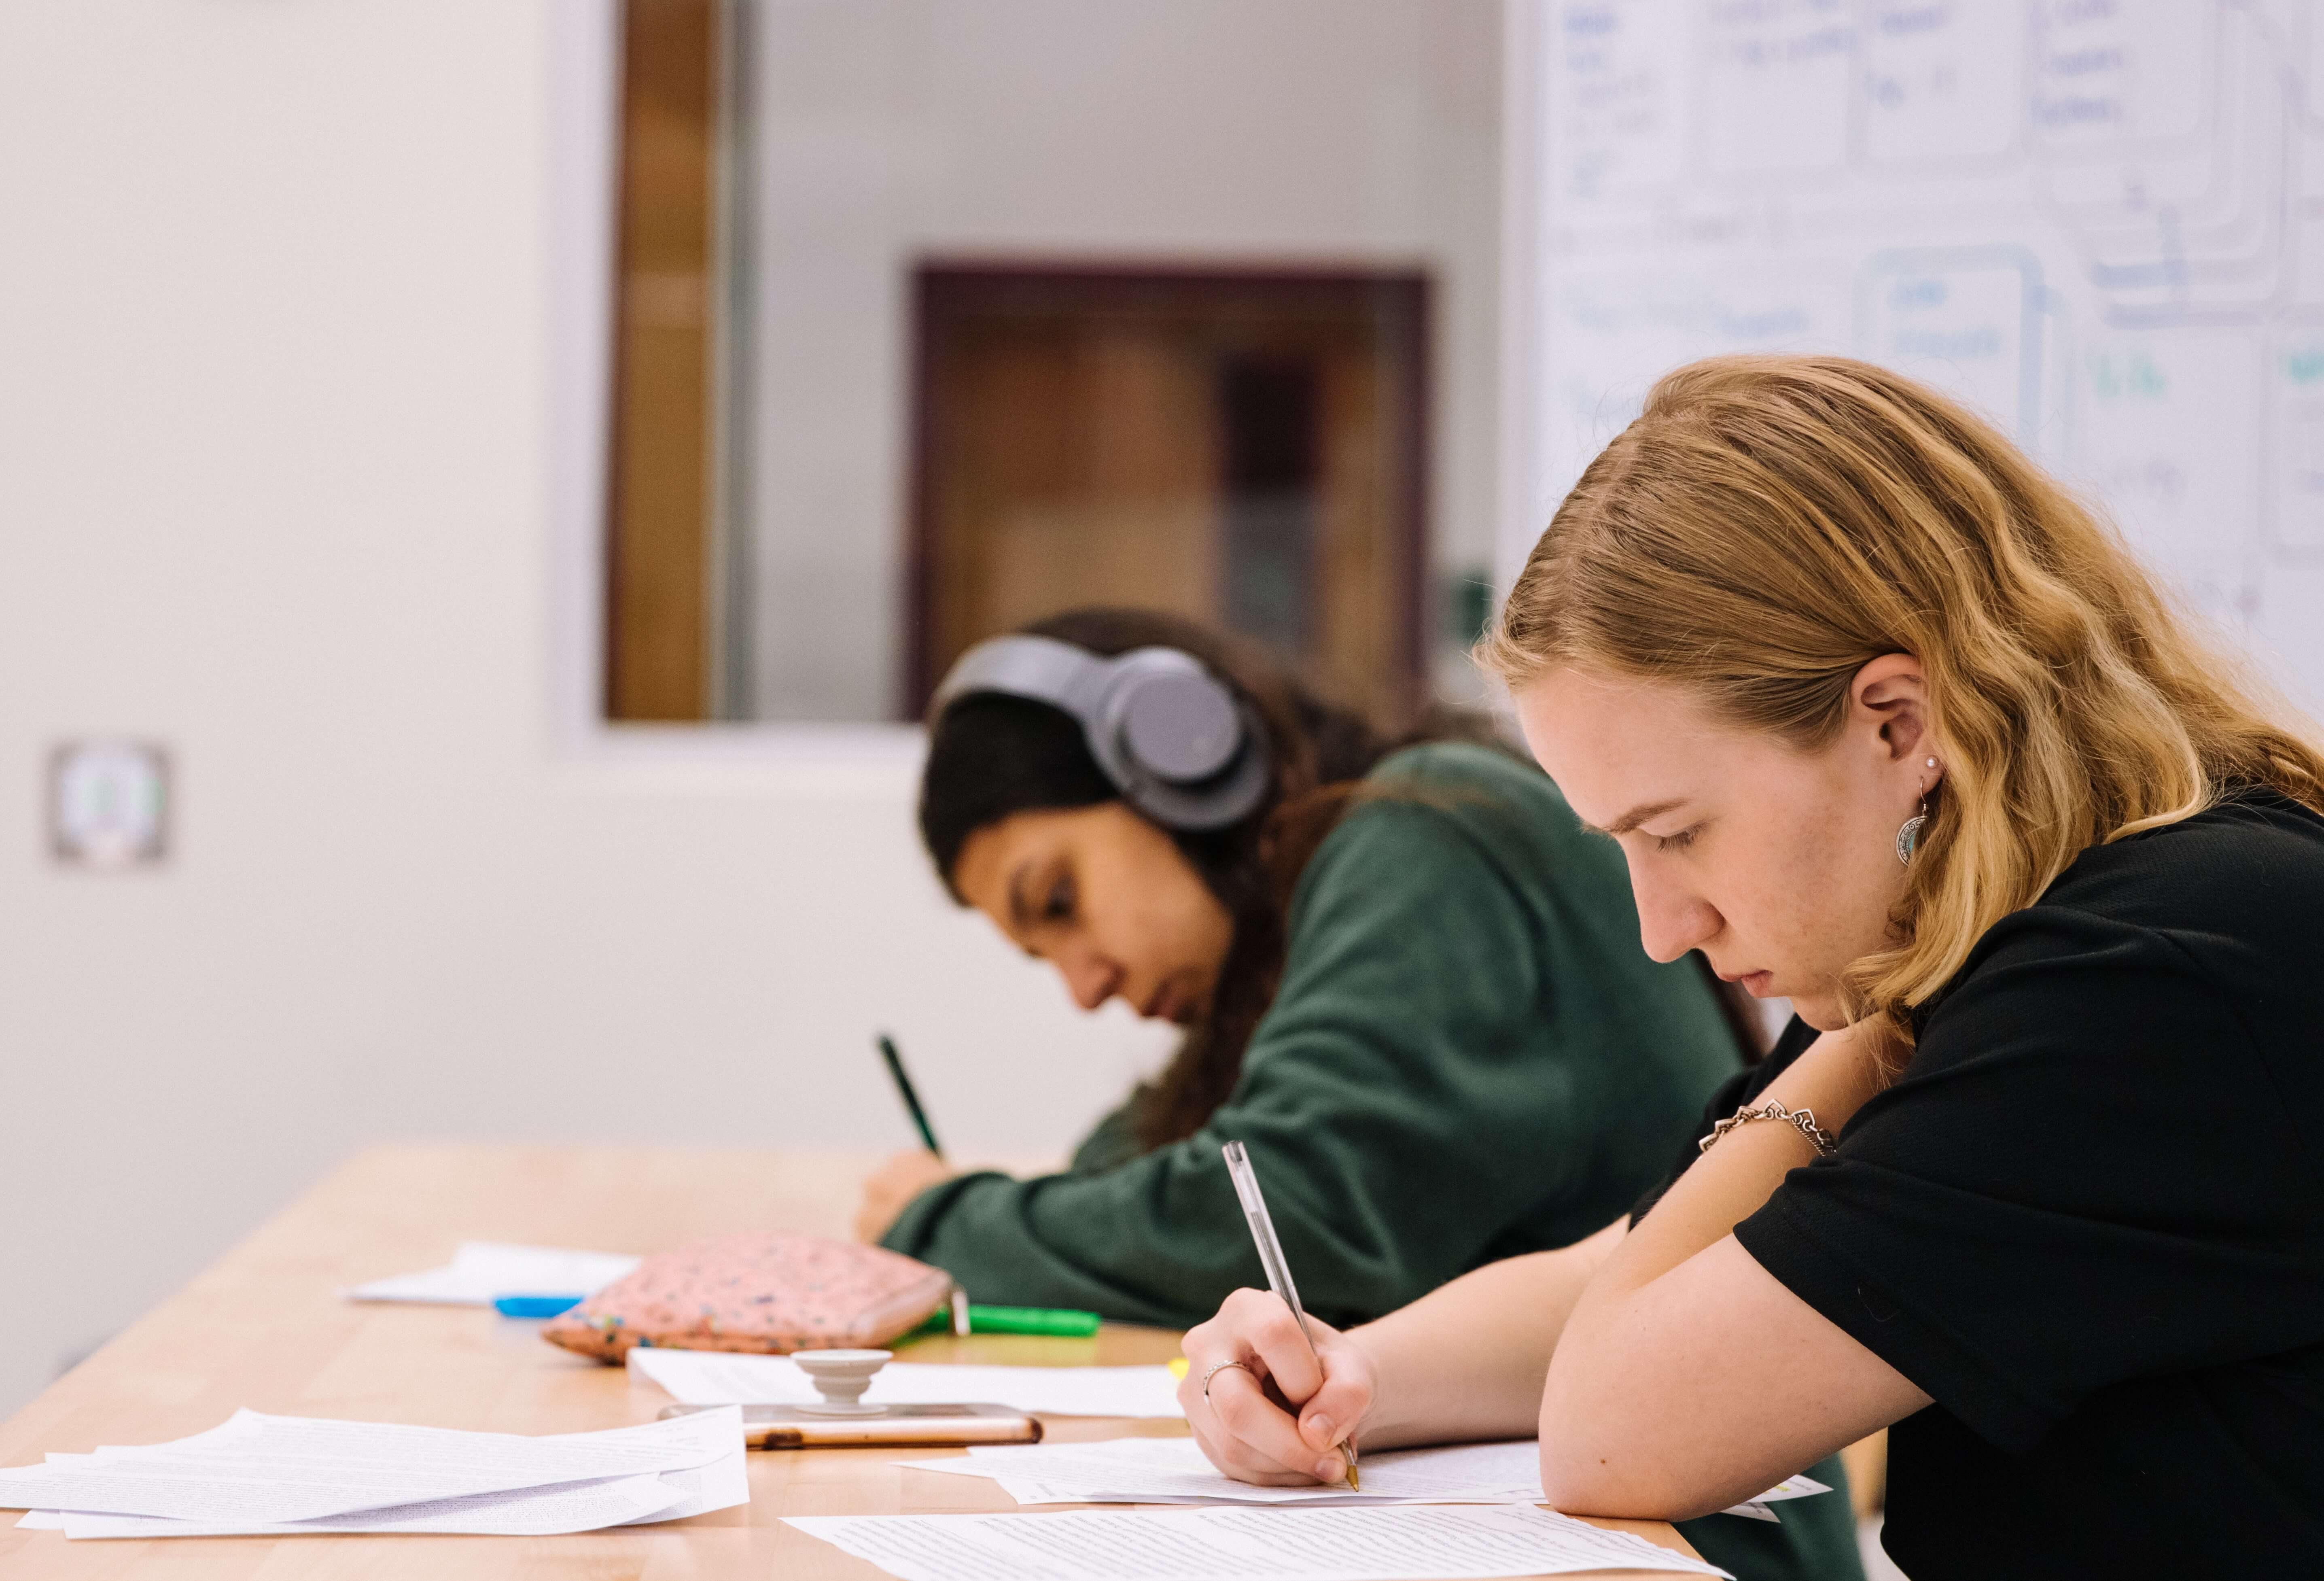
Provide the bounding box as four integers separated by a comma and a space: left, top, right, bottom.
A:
1349, 1219, 1626, 1449
893, 1172, 1216, 1326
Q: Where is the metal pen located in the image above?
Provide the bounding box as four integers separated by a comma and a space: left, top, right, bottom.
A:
1220, 1140, 1358, 1490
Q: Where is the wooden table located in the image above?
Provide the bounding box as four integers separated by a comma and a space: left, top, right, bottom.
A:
0, 1144, 1705, 1579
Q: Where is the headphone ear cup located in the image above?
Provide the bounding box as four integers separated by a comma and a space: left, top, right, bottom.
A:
1117, 671, 1242, 783
929, 635, 1272, 831
1115, 719, 1271, 830
1094, 651, 1269, 830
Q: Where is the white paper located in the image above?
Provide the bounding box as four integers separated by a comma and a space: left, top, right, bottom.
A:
0, 1406, 732, 1526
1742, 1473, 1829, 1504
45, 1473, 685, 1539
345, 1241, 640, 1305
982, 1473, 1421, 1510
1714, 1472, 1829, 1523
610, 1421, 752, 1526
784, 1505, 1732, 1580
34, 1407, 753, 1539
629, 1347, 1185, 1418
898, 1438, 1544, 1505
899, 1439, 1825, 1521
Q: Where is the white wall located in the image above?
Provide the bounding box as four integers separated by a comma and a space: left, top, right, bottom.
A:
0, 0, 1175, 1419
743, 0, 1507, 718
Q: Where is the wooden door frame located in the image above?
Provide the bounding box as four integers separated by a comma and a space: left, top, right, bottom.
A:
602, 0, 720, 722
904, 261, 1431, 721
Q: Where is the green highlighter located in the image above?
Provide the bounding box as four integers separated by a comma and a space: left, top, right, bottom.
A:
914, 1303, 1102, 1337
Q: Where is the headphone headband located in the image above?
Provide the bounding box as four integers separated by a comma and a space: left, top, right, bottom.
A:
930, 635, 1272, 830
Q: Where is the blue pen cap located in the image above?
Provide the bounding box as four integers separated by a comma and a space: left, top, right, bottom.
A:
492, 1294, 585, 1318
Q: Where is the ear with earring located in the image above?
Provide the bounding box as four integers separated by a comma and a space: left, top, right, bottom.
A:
1896, 757, 1939, 864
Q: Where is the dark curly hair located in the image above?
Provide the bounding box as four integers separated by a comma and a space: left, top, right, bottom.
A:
922, 609, 1420, 1148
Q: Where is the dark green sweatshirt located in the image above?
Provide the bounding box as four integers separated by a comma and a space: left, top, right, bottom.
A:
884, 741, 1862, 1581
884, 742, 1737, 1320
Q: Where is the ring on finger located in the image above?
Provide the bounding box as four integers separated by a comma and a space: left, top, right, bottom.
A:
1200, 1359, 1253, 1403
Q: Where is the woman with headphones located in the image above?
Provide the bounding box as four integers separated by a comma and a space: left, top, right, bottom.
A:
856, 606, 1866, 1581
1178, 356, 2324, 1578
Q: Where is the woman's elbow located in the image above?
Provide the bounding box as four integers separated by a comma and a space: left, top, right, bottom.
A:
1535, 1441, 1700, 1522
1536, 1397, 1732, 1521
1535, 1323, 1749, 1518
1538, 1383, 1630, 1509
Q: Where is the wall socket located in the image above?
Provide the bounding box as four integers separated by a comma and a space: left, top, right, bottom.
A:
49, 740, 171, 869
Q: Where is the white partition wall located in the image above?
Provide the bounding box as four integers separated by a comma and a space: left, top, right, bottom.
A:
0, 0, 1174, 1420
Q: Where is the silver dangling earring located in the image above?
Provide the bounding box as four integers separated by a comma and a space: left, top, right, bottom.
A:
1895, 757, 1938, 866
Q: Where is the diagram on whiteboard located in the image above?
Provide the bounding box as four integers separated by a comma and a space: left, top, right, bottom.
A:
1517, 0, 2324, 711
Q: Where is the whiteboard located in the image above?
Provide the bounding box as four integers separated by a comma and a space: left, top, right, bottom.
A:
1503, 0, 2324, 716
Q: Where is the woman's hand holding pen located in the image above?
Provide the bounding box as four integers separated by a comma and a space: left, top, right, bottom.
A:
1180, 1289, 1373, 1487
1185, 1224, 1633, 1484
854, 1149, 955, 1243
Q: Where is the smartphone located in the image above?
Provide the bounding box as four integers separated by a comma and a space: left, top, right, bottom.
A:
657, 1401, 1043, 1449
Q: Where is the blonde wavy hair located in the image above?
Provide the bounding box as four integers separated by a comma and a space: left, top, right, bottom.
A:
1481, 354, 2324, 1042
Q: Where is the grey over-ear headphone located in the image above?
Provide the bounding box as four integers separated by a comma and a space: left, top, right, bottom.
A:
929, 635, 1272, 830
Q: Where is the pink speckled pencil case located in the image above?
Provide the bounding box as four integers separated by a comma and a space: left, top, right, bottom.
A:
541, 1232, 953, 1362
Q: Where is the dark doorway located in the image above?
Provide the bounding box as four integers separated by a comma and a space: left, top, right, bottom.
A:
908, 265, 1429, 725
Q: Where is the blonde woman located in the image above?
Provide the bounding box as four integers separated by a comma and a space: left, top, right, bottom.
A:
1177, 355, 2324, 1578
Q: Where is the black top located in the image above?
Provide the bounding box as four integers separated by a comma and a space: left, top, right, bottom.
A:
1637, 790, 2324, 1580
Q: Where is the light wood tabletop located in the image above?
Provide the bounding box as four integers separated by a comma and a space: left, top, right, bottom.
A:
0, 1143, 1706, 1579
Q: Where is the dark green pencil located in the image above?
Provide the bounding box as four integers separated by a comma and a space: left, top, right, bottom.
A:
876, 1033, 944, 1158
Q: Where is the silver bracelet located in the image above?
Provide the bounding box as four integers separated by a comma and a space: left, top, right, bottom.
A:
1698, 1100, 1838, 1158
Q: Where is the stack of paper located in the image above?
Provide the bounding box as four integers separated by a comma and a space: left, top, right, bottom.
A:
898, 1437, 1828, 1522
785, 1505, 1735, 1580
345, 1241, 641, 1305
630, 1346, 1185, 1418
1, 1406, 747, 1540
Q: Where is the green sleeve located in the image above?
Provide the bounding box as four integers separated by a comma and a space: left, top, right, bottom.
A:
882, 796, 1620, 1327
1067, 1095, 1144, 1176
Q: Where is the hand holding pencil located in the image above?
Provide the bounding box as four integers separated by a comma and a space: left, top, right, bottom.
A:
1175, 1142, 1369, 1490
